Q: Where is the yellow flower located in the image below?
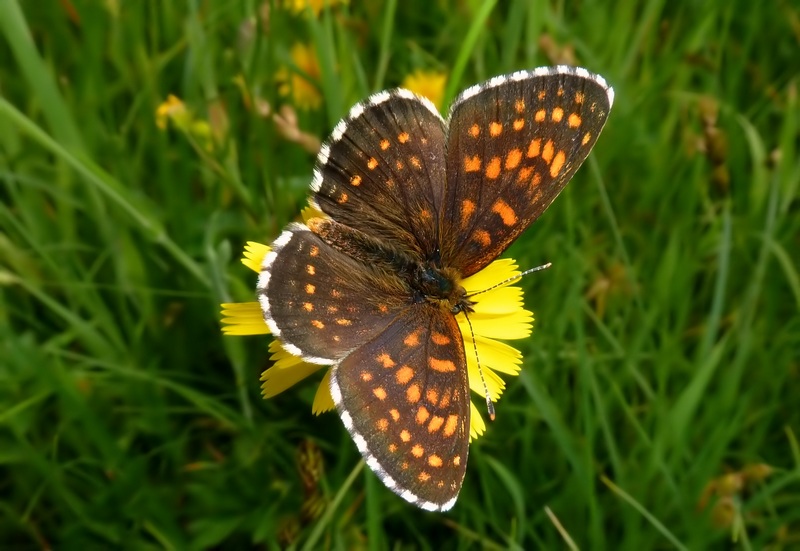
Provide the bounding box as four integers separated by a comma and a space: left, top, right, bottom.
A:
155, 94, 214, 151
283, 0, 348, 17
401, 70, 448, 111
277, 43, 323, 110
155, 95, 189, 130
221, 238, 533, 441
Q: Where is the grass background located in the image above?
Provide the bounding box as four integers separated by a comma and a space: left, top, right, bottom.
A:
1, 0, 799, 548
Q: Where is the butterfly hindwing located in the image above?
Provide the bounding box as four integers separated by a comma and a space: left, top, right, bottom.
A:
258, 223, 410, 364
330, 304, 470, 511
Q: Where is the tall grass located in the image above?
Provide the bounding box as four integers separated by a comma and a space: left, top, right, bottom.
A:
1, 0, 798, 548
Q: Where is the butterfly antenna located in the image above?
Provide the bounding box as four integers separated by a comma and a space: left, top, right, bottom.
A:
462, 310, 495, 421
465, 262, 552, 299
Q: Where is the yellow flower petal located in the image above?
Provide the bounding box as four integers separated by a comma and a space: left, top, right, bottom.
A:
401, 70, 448, 110
220, 302, 270, 335
278, 43, 323, 110
301, 205, 325, 222
462, 258, 519, 290
469, 401, 486, 441
270, 340, 306, 369
459, 309, 533, 340
465, 335, 523, 375
312, 369, 336, 414
242, 241, 270, 273
284, 0, 348, 17
261, 361, 324, 399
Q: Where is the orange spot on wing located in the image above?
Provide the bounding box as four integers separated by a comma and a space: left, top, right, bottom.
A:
473, 229, 491, 247
429, 358, 456, 372
360, 371, 372, 382
404, 330, 420, 347
406, 383, 421, 403
431, 332, 451, 345
537, 90, 546, 100
505, 148, 522, 170
395, 160, 405, 170
485, 156, 501, 179
517, 166, 533, 184
410, 156, 422, 169
582, 131, 592, 145
396, 365, 414, 385
398, 132, 410, 143
534, 109, 546, 122
492, 199, 518, 226
310, 246, 319, 257
411, 444, 424, 458
350, 175, 362, 186
438, 389, 451, 408
542, 139, 555, 163
443, 414, 459, 437
453, 455, 461, 466
416, 406, 430, 424
336, 318, 352, 326
550, 150, 566, 177
418, 471, 430, 482
380, 139, 390, 150
390, 408, 400, 421
531, 172, 542, 187
568, 113, 582, 128
575, 91, 585, 104
377, 353, 395, 368
426, 388, 439, 405
311, 320, 324, 329
551, 106, 564, 122
377, 418, 389, 431
527, 138, 541, 158
389, 443, 398, 452
515, 99, 525, 112
464, 155, 481, 172
373, 387, 387, 400
367, 157, 378, 170
513, 118, 524, 131
428, 416, 444, 433
400, 429, 411, 442
460, 199, 475, 227
306, 265, 315, 275
489, 122, 502, 137
428, 454, 443, 467
337, 193, 348, 204
303, 302, 313, 311
468, 124, 480, 138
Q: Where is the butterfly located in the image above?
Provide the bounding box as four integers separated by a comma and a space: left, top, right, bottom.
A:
258, 66, 613, 511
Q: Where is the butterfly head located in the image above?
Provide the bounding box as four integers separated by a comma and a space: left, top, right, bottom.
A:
413, 263, 475, 315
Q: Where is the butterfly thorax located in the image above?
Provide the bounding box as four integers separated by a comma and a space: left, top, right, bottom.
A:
308, 217, 473, 314
413, 263, 473, 314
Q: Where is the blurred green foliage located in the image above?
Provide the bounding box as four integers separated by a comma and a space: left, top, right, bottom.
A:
1, 0, 799, 548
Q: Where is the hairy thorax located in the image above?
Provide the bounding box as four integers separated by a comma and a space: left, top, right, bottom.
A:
412, 263, 474, 315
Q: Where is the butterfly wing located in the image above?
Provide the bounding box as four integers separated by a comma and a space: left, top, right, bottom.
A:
330, 304, 470, 512
258, 223, 410, 364
440, 66, 614, 277
310, 90, 447, 261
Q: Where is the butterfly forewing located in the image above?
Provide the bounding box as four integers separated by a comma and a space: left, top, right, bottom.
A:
311, 91, 447, 262
441, 67, 614, 276
330, 305, 470, 511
